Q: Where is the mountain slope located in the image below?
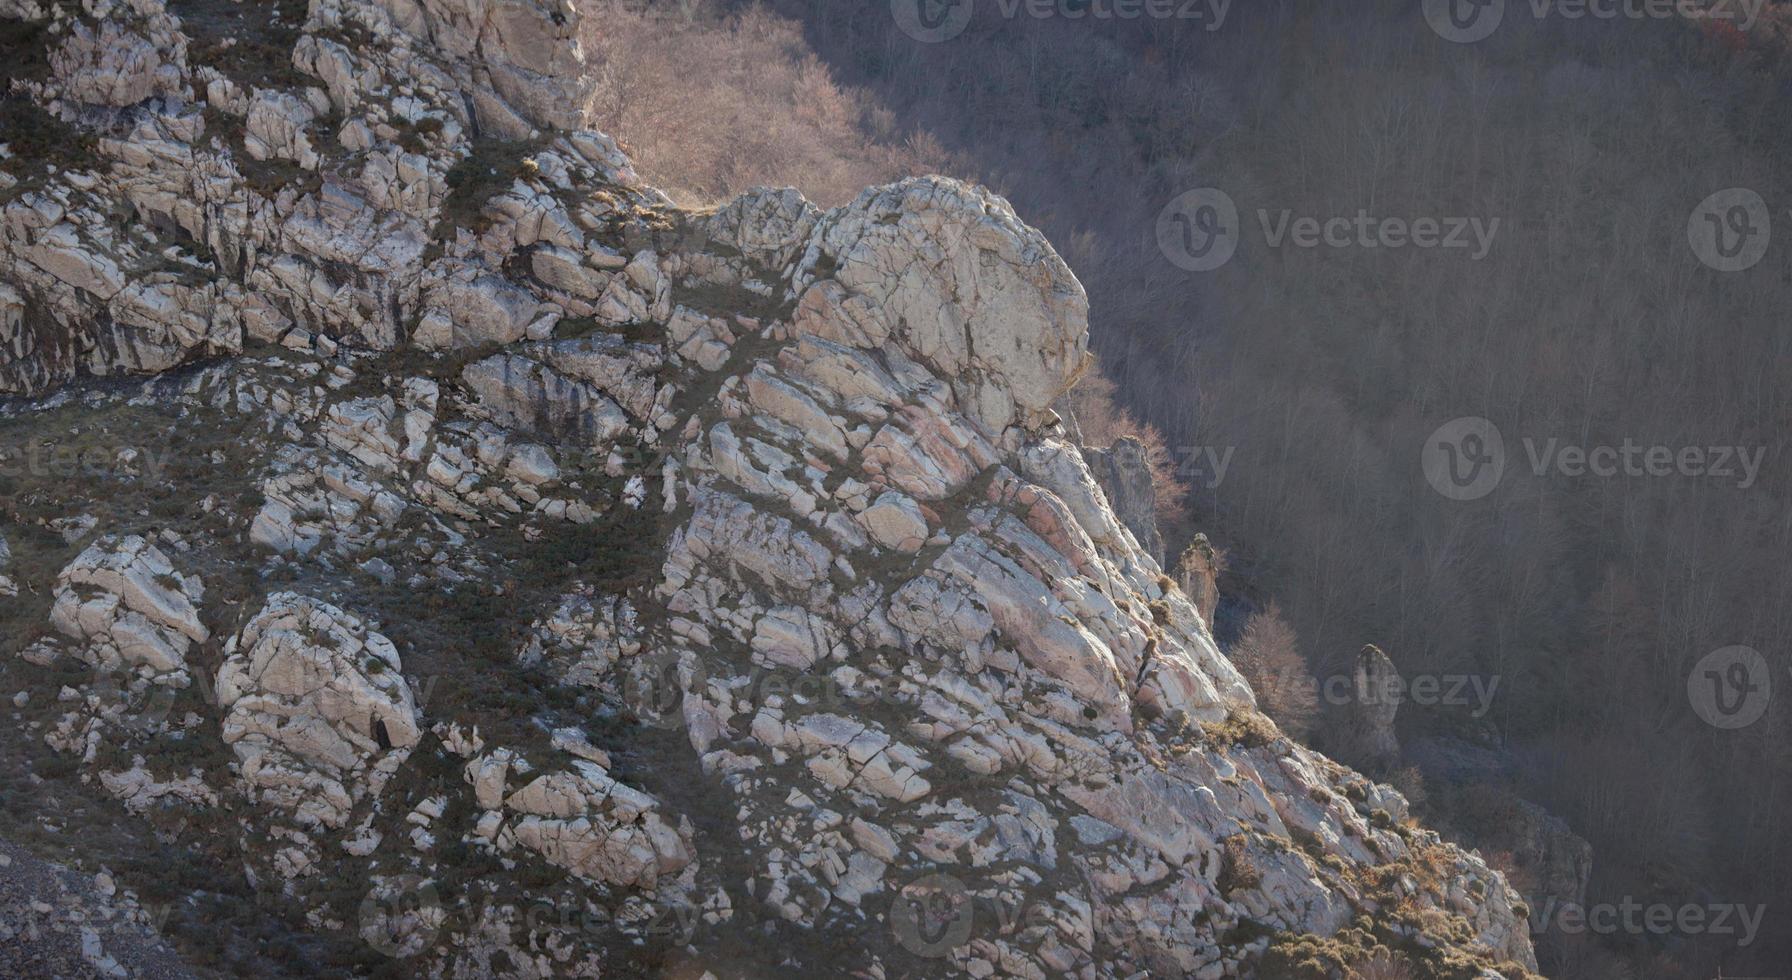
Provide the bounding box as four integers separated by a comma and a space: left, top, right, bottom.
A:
0, 0, 1534, 976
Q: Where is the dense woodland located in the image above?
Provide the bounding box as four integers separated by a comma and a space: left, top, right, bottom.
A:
581, 2, 1792, 975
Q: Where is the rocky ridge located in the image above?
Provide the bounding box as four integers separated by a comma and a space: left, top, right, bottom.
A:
0, 1, 1538, 976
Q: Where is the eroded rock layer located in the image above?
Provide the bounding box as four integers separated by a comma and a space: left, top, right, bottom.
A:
0, 1, 1537, 976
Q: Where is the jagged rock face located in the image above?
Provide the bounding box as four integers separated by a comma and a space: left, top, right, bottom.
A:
520, 590, 640, 688
1083, 435, 1165, 565
33, 533, 213, 775
1411, 736, 1595, 922
1175, 533, 1222, 628
1507, 798, 1594, 914
484, 756, 694, 887
0, 0, 648, 396
218, 593, 421, 832
0, 1, 1538, 976
344, 0, 598, 137
790, 178, 1091, 435
1337, 644, 1404, 769
50, 534, 207, 679
50, 15, 188, 107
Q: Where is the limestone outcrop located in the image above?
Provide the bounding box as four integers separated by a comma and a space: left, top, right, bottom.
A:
0, 0, 1540, 976
478, 757, 695, 888
50, 534, 206, 681
1335, 643, 1404, 769
1176, 532, 1222, 627
218, 593, 420, 831
1083, 434, 1165, 565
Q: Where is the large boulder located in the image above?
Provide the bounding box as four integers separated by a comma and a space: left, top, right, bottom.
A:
50, 535, 207, 679
218, 594, 421, 830
1508, 797, 1595, 914
497, 760, 693, 888
1175, 533, 1222, 629
649, 180, 1534, 975
791, 177, 1091, 435
50, 17, 188, 108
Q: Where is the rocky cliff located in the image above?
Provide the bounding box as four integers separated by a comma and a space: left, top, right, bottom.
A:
0, 1, 1538, 976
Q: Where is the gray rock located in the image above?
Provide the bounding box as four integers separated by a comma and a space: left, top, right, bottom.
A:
218, 593, 421, 834
1083, 435, 1165, 564
1335, 644, 1404, 769
0, 0, 1540, 972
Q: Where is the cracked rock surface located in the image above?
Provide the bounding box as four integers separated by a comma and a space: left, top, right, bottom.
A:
0, 0, 1538, 976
